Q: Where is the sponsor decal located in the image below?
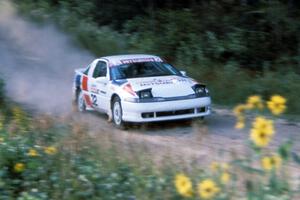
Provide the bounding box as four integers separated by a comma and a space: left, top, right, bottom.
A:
84, 94, 92, 106
123, 83, 137, 96
90, 84, 100, 94
110, 86, 115, 91
91, 94, 98, 106
139, 78, 188, 87
120, 57, 156, 64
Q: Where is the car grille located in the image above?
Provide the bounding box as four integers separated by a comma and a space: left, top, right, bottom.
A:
141, 107, 206, 118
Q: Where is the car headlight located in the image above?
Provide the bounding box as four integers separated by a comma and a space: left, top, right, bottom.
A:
192, 84, 208, 97
205, 88, 209, 95
124, 89, 153, 103
194, 86, 204, 94
138, 89, 153, 99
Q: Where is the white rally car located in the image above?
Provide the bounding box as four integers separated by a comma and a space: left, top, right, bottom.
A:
73, 54, 211, 128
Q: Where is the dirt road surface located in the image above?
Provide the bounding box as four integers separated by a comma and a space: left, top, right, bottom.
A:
1, 1, 300, 170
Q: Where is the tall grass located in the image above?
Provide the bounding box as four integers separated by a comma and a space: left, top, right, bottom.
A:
0, 108, 180, 199
0, 84, 300, 199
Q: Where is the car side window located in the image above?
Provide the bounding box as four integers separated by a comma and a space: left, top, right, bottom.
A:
93, 61, 107, 78
83, 65, 90, 75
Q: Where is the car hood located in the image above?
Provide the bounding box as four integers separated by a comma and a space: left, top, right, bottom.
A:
127, 76, 195, 98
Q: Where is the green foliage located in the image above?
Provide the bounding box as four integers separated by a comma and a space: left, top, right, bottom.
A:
15, 0, 300, 69
0, 112, 178, 199
0, 77, 5, 107
292, 152, 300, 165
13, 0, 300, 114
278, 140, 293, 161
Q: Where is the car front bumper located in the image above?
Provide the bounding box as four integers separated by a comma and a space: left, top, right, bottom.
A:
122, 96, 211, 122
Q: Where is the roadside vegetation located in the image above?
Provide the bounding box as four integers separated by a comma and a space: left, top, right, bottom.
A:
0, 87, 176, 199
172, 94, 300, 199
14, 0, 300, 115
1, 73, 300, 199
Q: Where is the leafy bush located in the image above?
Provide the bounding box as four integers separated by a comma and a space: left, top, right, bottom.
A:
14, 0, 300, 114
0, 107, 179, 199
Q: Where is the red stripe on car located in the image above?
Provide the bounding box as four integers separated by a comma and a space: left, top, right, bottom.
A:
82, 75, 88, 91
123, 83, 137, 96
84, 94, 92, 106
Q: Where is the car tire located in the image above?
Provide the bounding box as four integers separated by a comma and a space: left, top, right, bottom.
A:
77, 90, 86, 112
112, 96, 127, 129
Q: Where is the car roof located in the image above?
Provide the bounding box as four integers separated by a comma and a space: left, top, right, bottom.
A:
100, 54, 163, 67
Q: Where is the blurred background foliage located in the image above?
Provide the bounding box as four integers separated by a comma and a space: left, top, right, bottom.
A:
14, 0, 300, 114
0, 78, 5, 107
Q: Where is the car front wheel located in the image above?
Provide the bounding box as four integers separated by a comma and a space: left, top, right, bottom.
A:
112, 96, 126, 129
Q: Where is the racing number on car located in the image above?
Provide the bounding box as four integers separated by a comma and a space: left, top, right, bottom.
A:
91, 94, 98, 107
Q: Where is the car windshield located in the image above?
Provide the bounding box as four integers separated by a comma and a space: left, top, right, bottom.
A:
110, 62, 181, 80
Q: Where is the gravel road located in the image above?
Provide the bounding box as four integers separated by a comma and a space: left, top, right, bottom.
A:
1, 0, 300, 168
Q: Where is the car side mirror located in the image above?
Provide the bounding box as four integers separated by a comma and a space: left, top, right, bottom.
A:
180, 71, 187, 76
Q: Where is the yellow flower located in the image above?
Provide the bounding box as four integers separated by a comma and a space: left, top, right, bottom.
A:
0, 137, 4, 143
233, 104, 248, 116
235, 121, 245, 129
247, 95, 264, 109
252, 117, 274, 132
250, 128, 272, 147
221, 172, 230, 184
267, 95, 286, 115
28, 149, 38, 157
250, 117, 274, 148
174, 173, 193, 197
261, 155, 282, 171
44, 146, 57, 155
198, 179, 219, 199
210, 162, 231, 184
14, 163, 25, 173
221, 163, 230, 171
210, 162, 219, 172
12, 107, 25, 122
210, 162, 230, 173
237, 115, 245, 121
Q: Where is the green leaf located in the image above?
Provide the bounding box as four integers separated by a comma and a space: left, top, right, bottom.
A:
231, 160, 265, 175
292, 152, 300, 165
278, 140, 293, 161
249, 141, 262, 154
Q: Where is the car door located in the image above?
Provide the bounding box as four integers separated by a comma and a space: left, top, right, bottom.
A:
89, 60, 109, 111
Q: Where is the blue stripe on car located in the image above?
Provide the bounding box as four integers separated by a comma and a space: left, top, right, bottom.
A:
75, 74, 81, 87
111, 79, 128, 86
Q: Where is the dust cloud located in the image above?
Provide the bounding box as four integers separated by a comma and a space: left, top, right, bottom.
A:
0, 0, 93, 114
